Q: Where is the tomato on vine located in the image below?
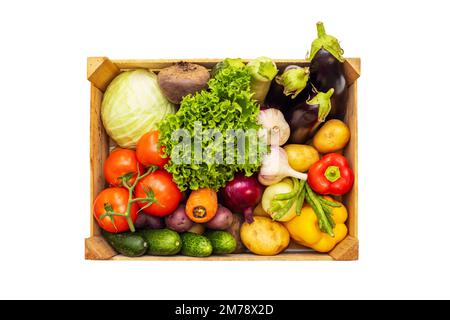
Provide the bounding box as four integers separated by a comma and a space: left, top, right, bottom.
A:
104, 148, 144, 187
93, 187, 138, 233
93, 166, 161, 233
135, 169, 182, 217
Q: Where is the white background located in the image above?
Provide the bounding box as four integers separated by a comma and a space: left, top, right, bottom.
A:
0, 0, 449, 300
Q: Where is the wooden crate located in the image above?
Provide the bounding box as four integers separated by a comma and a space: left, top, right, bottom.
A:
85, 57, 360, 261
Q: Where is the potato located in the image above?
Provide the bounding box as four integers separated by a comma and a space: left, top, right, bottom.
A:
226, 214, 246, 253
157, 62, 210, 104
165, 205, 193, 233
135, 214, 165, 230
284, 144, 320, 172
204, 205, 233, 230
313, 119, 350, 153
240, 217, 290, 255
253, 202, 271, 218
187, 223, 206, 235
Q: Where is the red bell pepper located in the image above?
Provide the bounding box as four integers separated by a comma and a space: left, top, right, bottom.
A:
308, 153, 354, 196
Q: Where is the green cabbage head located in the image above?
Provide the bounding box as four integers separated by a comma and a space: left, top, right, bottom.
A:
101, 69, 176, 149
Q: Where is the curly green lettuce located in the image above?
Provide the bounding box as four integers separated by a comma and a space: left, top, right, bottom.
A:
158, 64, 262, 191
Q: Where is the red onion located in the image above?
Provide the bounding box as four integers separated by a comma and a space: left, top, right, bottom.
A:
221, 174, 263, 223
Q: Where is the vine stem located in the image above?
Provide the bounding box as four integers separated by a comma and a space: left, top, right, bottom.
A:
100, 165, 158, 233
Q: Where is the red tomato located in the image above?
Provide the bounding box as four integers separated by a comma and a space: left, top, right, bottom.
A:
136, 130, 169, 168
135, 170, 182, 217
93, 187, 138, 233
104, 148, 144, 187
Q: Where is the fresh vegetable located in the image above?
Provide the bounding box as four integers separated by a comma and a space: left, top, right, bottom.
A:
308, 153, 354, 196
284, 198, 348, 252
246, 57, 278, 104
204, 205, 233, 230
266, 66, 311, 110
140, 229, 182, 256
253, 203, 271, 218
261, 178, 306, 222
221, 174, 263, 223
258, 108, 290, 146
283, 144, 320, 172
313, 119, 350, 153
283, 88, 334, 144
180, 232, 213, 257
309, 22, 348, 119
136, 130, 169, 168
186, 188, 218, 223
205, 231, 237, 254
101, 70, 175, 148
93, 187, 138, 233
157, 62, 210, 104
304, 183, 336, 236
187, 223, 206, 235
275, 66, 309, 99
211, 58, 245, 77
226, 214, 245, 253
94, 166, 160, 233
135, 214, 165, 230
104, 148, 144, 187
165, 205, 194, 233
135, 169, 182, 217
102, 230, 148, 257
258, 146, 308, 186
158, 62, 262, 191
240, 216, 290, 256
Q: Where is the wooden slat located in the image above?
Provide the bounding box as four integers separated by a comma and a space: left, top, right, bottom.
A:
90, 85, 108, 237
112, 252, 333, 261
87, 57, 120, 92
85, 236, 117, 260
343, 81, 358, 238
329, 236, 359, 261
112, 58, 361, 74
112, 58, 310, 72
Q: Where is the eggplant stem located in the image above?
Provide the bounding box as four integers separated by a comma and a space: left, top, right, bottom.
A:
317, 22, 326, 37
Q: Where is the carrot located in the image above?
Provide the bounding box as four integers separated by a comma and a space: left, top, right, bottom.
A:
186, 188, 218, 223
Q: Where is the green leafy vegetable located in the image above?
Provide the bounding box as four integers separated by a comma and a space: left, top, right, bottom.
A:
101, 70, 176, 148
159, 64, 263, 191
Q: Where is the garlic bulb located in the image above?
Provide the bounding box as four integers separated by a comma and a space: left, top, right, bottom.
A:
258, 146, 308, 186
257, 108, 290, 146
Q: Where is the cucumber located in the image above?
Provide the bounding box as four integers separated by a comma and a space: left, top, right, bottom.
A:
205, 231, 237, 254
181, 232, 213, 257
140, 229, 182, 256
102, 231, 148, 257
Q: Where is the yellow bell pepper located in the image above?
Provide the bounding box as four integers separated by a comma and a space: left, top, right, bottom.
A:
283, 197, 348, 253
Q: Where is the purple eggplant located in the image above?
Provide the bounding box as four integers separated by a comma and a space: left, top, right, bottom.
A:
309, 22, 347, 119
265, 65, 311, 110
284, 89, 334, 144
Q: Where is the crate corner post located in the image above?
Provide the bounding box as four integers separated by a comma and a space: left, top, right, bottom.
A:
329, 236, 359, 261
87, 57, 120, 92
344, 58, 361, 85
85, 236, 117, 260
